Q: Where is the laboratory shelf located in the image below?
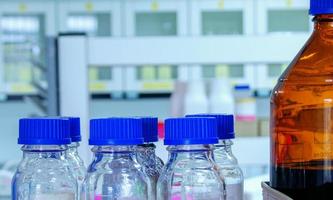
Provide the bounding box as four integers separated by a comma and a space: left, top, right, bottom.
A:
190, 0, 256, 87
58, 0, 124, 97
124, 0, 188, 95
0, 0, 316, 96
255, 0, 311, 90
256, 0, 311, 34
0, 1, 55, 100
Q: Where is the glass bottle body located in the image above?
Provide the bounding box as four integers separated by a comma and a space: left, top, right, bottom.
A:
270, 15, 333, 199
66, 142, 86, 198
12, 145, 78, 200
85, 146, 148, 200
136, 143, 164, 200
214, 140, 243, 200
157, 145, 225, 200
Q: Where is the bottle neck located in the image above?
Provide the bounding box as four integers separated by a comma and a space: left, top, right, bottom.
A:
67, 142, 80, 154
313, 14, 333, 33
215, 139, 233, 154
92, 145, 135, 159
214, 139, 239, 165
22, 145, 68, 159
167, 144, 214, 161
136, 143, 157, 164
89, 145, 137, 172
138, 143, 156, 151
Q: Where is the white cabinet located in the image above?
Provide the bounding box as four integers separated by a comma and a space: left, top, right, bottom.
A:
124, 0, 188, 97
190, 0, 256, 88
124, 0, 188, 37
58, 0, 121, 36
58, 0, 123, 97
0, 1, 56, 96
255, 0, 311, 89
190, 0, 254, 35
256, 0, 311, 34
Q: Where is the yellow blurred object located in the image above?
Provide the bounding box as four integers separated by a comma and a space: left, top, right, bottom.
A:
141, 65, 156, 80
85, 2, 94, 12
142, 82, 173, 91
286, 0, 293, 8
89, 82, 107, 92
216, 64, 229, 77
11, 83, 34, 93
151, 0, 159, 11
89, 68, 98, 81
236, 97, 256, 104
19, 67, 32, 82
18, 3, 27, 12
218, 0, 224, 10
158, 65, 172, 80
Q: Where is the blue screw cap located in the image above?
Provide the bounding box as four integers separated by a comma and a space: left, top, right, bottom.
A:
141, 117, 158, 143
310, 0, 333, 15
67, 117, 81, 142
89, 118, 144, 145
164, 117, 218, 145
186, 114, 235, 140
18, 118, 71, 145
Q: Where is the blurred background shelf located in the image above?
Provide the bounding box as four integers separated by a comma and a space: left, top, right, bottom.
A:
0, 0, 312, 198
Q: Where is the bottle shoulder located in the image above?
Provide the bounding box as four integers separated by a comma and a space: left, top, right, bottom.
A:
85, 156, 148, 198
66, 152, 86, 169
271, 34, 333, 105
214, 146, 238, 162
86, 157, 148, 180
157, 158, 225, 199
174, 156, 218, 169
87, 155, 146, 178
159, 157, 222, 183
275, 33, 333, 87
13, 158, 77, 191
136, 150, 164, 177
18, 156, 71, 173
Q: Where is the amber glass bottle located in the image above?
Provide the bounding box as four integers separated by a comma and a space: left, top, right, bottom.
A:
271, 1, 333, 199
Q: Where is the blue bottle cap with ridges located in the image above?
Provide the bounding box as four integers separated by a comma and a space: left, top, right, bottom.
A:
18, 118, 71, 145
164, 117, 218, 145
68, 117, 81, 142
141, 117, 158, 143
310, 0, 333, 15
89, 118, 144, 145
186, 114, 235, 140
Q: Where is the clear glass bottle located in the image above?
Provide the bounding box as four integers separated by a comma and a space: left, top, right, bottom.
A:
157, 117, 226, 200
136, 117, 164, 200
214, 140, 243, 200
187, 114, 244, 200
271, 1, 333, 199
86, 118, 149, 200
66, 117, 86, 199
12, 118, 77, 200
